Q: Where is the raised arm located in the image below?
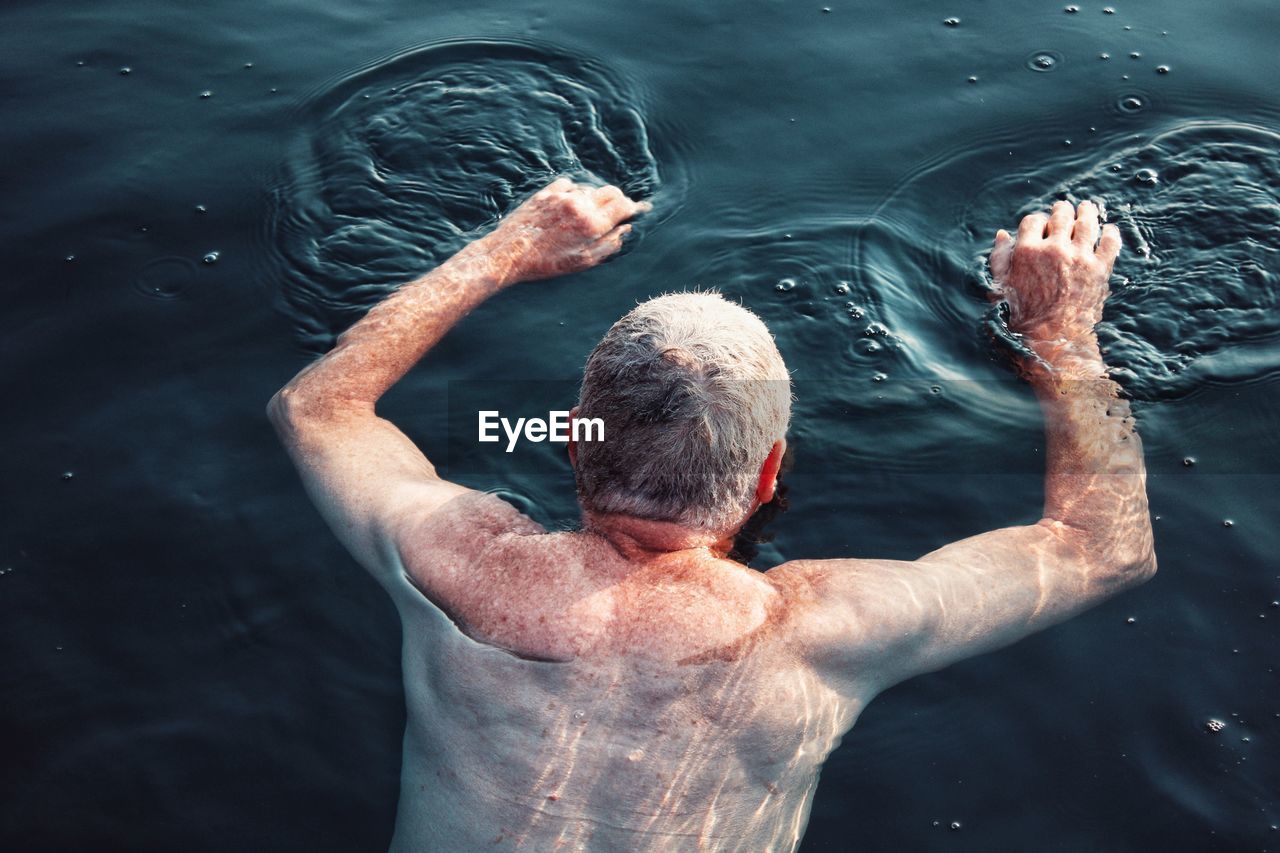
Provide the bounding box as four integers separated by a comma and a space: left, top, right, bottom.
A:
268, 179, 648, 581
776, 200, 1156, 695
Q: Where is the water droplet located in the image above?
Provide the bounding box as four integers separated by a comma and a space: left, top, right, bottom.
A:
202, 251, 220, 265
572, 709, 586, 723
834, 282, 850, 295
200, 90, 213, 99
1135, 168, 1158, 185
944, 17, 961, 27
1100, 52, 1111, 60
1205, 719, 1227, 733
775, 278, 796, 292
61, 471, 74, 481
950, 821, 962, 831
119, 66, 131, 75
1183, 457, 1196, 467
1155, 65, 1170, 74
1064, 5, 1079, 12
1222, 519, 1234, 528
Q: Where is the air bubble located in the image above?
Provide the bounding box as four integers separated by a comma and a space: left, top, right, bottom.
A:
1182, 457, 1196, 467
1027, 52, 1061, 72
834, 282, 850, 295
930, 385, 942, 395
967, 76, 978, 84
244, 62, 254, 69
1103, 6, 1115, 13
943, 17, 960, 27
1223, 519, 1234, 528
1205, 719, 1227, 733
61, 471, 74, 481
202, 251, 220, 264
1130, 51, 1142, 59
65, 254, 76, 262
775, 278, 796, 292
572, 709, 586, 722
949, 822, 962, 831
200, 90, 213, 99
119, 66, 131, 75
872, 372, 887, 382
195, 204, 207, 214
1100, 52, 1111, 60
1155, 65, 1170, 74
1126, 616, 1137, 624
1118, 95, 1146, 113
1064, 4, 1079, 12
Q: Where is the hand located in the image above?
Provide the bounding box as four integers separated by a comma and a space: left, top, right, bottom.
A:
989, 200, 1121, 350
485, 178, 651, 283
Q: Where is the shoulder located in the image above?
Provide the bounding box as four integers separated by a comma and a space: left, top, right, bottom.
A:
392, 490, 547, 595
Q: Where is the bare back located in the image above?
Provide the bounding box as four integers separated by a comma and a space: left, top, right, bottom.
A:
382, 492, 858, 852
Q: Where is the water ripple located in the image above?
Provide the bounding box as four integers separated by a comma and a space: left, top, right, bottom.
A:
266, 39, 665, 351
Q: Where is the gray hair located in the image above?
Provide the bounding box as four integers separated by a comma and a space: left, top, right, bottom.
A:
574, 292, 791, 531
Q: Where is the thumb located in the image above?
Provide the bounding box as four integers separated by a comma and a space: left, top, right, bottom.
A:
989, 229, 1014, 286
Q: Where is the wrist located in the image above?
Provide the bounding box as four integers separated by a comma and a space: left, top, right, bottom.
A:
1022, 333, 1107, 389
447, 234, 519, 293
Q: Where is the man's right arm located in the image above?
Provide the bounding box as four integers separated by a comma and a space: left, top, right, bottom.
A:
772, 200, 1156, 695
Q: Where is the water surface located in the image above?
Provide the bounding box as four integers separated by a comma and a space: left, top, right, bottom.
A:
2, 0, 1278, 849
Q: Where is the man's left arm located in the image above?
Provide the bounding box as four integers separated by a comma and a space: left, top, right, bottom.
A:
268, 179, 648, 583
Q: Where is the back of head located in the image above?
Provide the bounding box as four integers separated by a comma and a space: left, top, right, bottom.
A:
575, 292, 791, 532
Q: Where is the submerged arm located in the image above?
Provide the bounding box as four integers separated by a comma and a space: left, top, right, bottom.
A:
268, 179, 647, 578
779, 200, 1155, 693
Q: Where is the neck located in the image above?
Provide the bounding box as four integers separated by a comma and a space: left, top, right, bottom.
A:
581, 510, 740, 560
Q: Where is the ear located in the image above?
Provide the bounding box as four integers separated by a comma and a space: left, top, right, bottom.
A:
755, 439, 786, 505
567, 405, 580, 469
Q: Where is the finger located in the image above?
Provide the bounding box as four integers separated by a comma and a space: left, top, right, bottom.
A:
1072, 200, 1100, 246
587, 223, 631, 260
1017, 212, 1049, 244
1097, 223, 1122, 266
592, 185, 625, 205
1047, 200, 1073, 241
989, 229, 1014, 284
537, 177, 576, 198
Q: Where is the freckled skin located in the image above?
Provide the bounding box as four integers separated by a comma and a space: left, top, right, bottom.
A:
270, 188, 1154, 850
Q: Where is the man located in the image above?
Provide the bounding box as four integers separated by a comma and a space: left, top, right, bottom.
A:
269, 179, 1155, 850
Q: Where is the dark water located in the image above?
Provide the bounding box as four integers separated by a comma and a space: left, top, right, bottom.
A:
3, 0, 1279, 849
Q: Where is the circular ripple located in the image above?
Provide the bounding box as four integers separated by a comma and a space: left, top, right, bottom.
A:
132, 257, 196, 300
954, 122, 1280, 400
266, 39, 663, 350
